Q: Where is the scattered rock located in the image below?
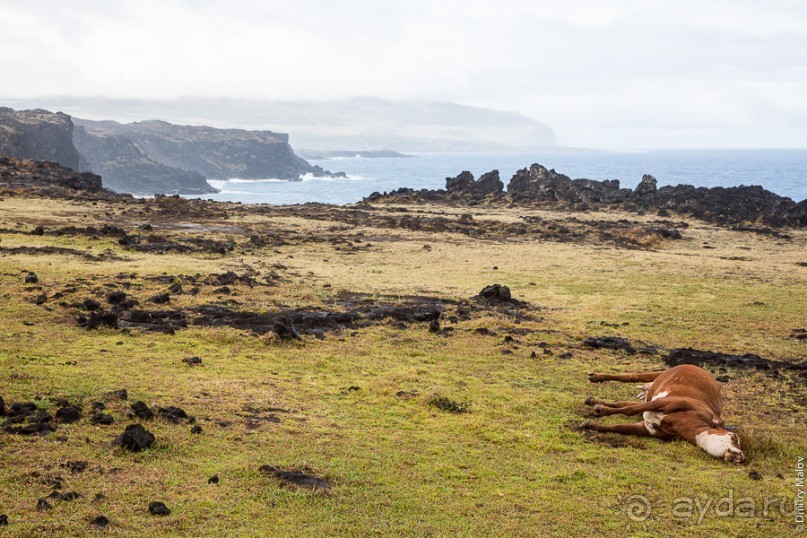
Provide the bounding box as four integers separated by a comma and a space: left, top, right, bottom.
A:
190, 425, 203, 434
748, 470, 763, 480
790, 328, 807, 341
62, 461, 88, 473
158, 406, 188, 423
36, 499, 52, 511
112, 424, 155, 452
147, 501, 171, 516
106, 291, 128, 305
0, 514, 7, 526
478, 284, 512, 303
148, 293, 171, 304
48, 491, 80, 502
715, 375, 730, 383
108, 389, 128, 400
428, 396, 468, 414
182, 356, 203, 366
208, 475, 219, 484
396, 390, 418, 399
130, 401, 154, 420
82, 299, 101, 311
24, 272, 38, 284
259, 466, 331, 493
583, 336, 636, 354
55, 405, 82, 424
90, 515, 109, 529
91, 413, 115, 425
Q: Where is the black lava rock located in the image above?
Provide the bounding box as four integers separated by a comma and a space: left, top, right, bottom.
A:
208, 475, 219, 484
82, 299, 101, 311
478, 284, 511, 302
106, 291, 128, 305
24, 272, 39, 284
130, 401, 154, 420
91, 515, 109, 529
55, 405, 82, 424
112, 424, 155, 452
91, 413, 115, 425
158, 406, 188, 423
583, 336, 636, 354
148, 501, 171, 516
109, 389, 128, 400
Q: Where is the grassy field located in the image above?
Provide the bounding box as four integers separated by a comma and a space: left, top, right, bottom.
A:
0, 194, 805, 536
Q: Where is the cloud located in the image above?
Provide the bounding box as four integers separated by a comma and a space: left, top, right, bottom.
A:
0, 0, 805, 147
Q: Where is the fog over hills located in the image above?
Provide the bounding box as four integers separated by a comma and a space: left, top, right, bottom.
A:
2, 97, 557, 153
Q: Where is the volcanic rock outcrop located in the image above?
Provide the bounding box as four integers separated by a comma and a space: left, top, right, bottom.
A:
366, 163, 805, 227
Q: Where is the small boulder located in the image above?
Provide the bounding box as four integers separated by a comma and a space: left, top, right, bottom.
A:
478, 284, 512, 302
24, 272, 38, 284
148, 501, 170, 516
112, 424, 155, 452
91, 413, 115, 425
90, 515, 109, 529
55, 405, 82, 424
130, 401, 154, 420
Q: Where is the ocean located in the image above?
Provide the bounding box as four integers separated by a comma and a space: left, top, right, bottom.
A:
195, 149, 807, 206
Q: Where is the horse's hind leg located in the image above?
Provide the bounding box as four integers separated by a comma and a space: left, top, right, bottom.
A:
582, 421, 652, 436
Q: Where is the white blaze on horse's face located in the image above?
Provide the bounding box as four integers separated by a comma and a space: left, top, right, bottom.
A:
695, 431, 745, 463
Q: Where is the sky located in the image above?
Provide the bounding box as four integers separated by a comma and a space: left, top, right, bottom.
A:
1, 0, 806, 148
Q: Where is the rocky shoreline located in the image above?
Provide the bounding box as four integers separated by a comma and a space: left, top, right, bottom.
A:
365, 163, 806, 227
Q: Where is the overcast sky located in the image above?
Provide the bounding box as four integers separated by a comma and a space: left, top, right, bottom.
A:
1, 0, 806, 148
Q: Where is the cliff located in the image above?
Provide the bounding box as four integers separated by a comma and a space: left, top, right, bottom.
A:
74, 119, 342, 183
364, 164, 806, 227
0, 108, 80, 170
73, 125, 215, 195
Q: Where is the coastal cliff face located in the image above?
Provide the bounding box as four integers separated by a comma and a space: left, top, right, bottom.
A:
74, 119, 340, 182
73, 125, 215, 195
0, 108, 80, 171
365, 163, 806, 227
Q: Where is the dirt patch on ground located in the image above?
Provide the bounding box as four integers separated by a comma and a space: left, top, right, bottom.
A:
664, 347, 807, 377
0, 245, 123, 261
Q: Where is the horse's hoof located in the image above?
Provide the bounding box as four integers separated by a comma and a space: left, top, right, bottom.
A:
582, 421, 595, 430
585, 397, 596, 406
587, 372, 600, 383
593, 404, 602, 415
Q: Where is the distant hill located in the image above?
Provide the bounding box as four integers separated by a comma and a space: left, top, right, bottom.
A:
2, 97, 557, 153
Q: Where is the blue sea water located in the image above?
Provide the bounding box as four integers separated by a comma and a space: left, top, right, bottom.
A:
195, 149, 806, 206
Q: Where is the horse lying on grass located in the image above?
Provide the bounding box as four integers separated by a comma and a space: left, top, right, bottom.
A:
583, 364, 745, 463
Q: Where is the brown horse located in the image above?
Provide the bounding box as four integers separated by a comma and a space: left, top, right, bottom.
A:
583, 364, 745, 463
